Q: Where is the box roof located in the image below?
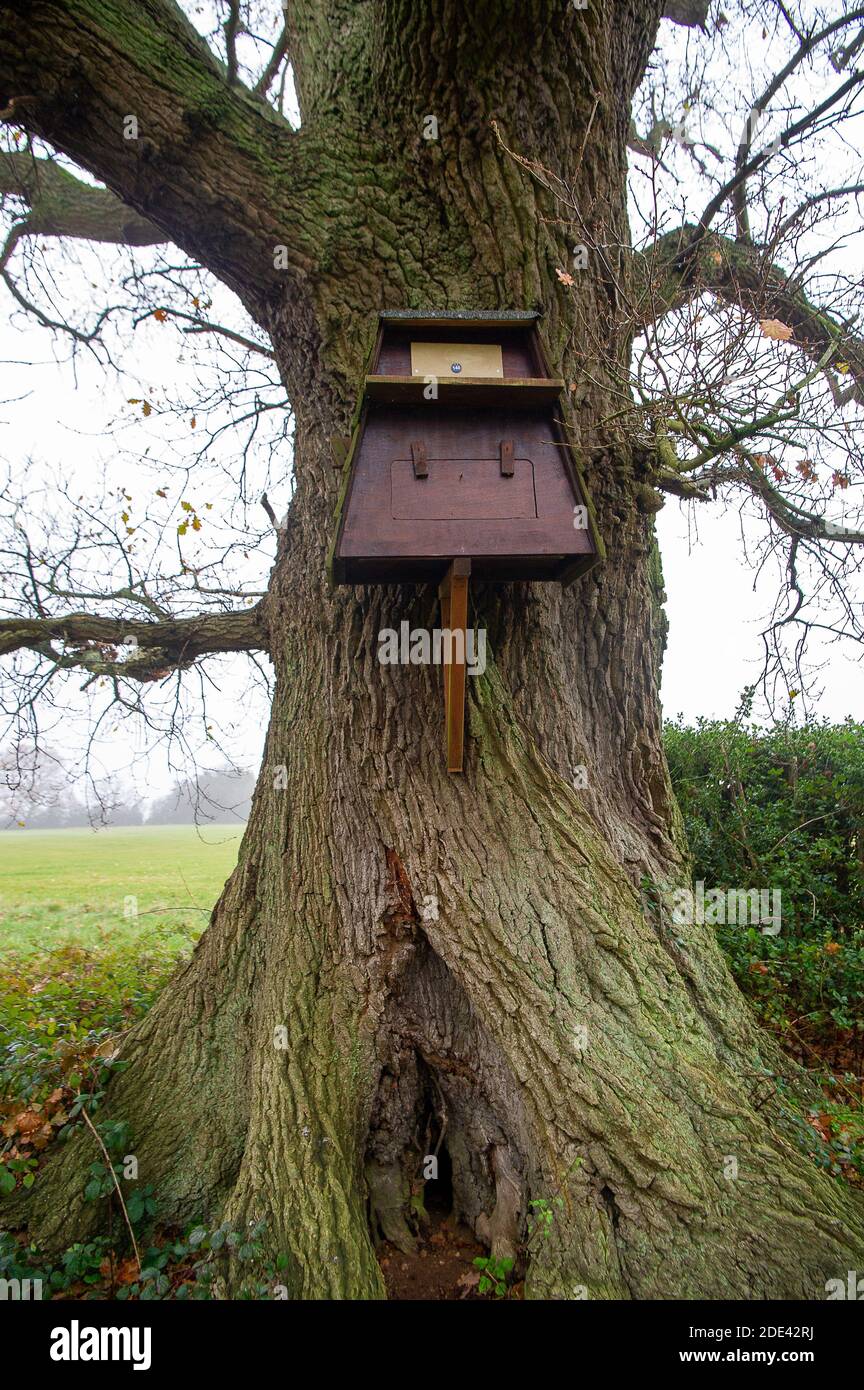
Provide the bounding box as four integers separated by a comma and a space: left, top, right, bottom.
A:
378, 309, 540, 329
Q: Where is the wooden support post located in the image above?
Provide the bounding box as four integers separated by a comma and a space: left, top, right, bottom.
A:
438, 558, 470, 773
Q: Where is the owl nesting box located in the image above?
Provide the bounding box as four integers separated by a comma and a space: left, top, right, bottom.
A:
331, 310, 598, 585
329, 310, 602, 770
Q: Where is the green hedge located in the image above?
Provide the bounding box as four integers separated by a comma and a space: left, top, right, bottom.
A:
664, 718, 864, 1041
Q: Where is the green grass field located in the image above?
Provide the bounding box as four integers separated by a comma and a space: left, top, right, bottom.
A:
0, 824, 243, 956
0, 826, 243, 1104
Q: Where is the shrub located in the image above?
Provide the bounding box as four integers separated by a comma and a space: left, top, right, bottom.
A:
664, 717, 864, 1045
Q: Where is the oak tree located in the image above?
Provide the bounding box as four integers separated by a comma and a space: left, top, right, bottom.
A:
1, 0, 863, 1297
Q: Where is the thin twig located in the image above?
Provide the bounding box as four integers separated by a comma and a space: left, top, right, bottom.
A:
80, 1106, 141, 1274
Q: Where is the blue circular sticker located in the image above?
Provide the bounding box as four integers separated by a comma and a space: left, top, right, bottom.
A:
450, 361, 462, 374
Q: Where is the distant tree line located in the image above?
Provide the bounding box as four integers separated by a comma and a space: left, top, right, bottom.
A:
0, 745, 254, 828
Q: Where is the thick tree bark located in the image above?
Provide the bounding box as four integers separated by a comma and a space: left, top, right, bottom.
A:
4, 0, 864, 1298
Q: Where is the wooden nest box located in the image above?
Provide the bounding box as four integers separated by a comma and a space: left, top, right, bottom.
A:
331, 310, 598, 585
329, 309, 601, 771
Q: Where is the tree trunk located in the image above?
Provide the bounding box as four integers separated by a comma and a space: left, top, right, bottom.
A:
8, 0, 864, 1298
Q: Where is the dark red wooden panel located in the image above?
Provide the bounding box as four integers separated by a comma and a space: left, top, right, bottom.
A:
391, 457, 537, 520
338, 404, 591, 570
333, 316, 597, 585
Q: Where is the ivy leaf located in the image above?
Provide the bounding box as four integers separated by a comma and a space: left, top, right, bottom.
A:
126, 1190, 145, 1222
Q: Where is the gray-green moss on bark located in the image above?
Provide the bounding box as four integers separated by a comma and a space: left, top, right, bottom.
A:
2, 0, 863, 1298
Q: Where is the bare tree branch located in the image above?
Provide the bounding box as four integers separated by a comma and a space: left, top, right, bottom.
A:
637, 224, 864, 403
697, 64, 864, 237
0, 0, 321, 313
253, 20, 291, 98
159, 307, 277, 359
224, 0, 243, 85
0, 151, 165, 248
0, 607, 268, 682
727, 456, 864, 544
732, 8, 864, 240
